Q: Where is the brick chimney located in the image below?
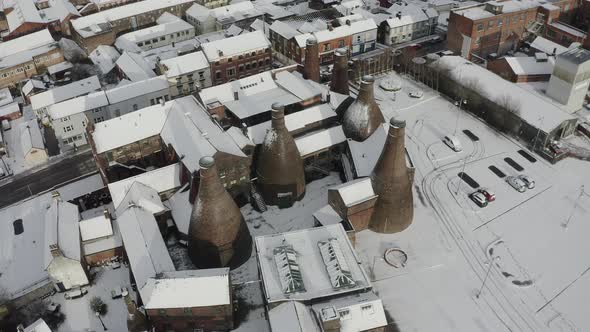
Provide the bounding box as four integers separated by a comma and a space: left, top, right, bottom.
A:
303, 37, 320, 82
369, 118, 414, 233
341, 75, 385, 141
188, 157, 252, 268
330, 48, 350, 95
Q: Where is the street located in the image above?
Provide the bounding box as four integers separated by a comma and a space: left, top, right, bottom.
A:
0, 150, 97, 208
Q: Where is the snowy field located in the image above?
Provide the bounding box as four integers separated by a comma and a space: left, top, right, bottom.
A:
229, 72, 590, 331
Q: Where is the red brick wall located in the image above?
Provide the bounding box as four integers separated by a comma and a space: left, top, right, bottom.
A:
84, 246, 124, 266
209, 48, 273, 85
545, 23, 587, 47
487, 58, 517, 82
147, 304, 233, 332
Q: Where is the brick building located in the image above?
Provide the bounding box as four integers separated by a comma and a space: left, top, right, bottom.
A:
2, 0, 80, 39
447, 0, 578, 61
487, 53, 555, 82
545, 21, 587, 46
200, 30, 272, 85
70, 0, 196, 52
0, 29, 64, 89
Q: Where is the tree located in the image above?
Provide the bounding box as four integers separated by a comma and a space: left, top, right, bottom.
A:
90, 297, 107, 315
495, 94, 522, 134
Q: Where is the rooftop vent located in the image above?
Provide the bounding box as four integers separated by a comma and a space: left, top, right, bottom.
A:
318, 238, 355, 289
273, 245, 305, 294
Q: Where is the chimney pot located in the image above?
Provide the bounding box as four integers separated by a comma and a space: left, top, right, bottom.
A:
390, 118, 406, 128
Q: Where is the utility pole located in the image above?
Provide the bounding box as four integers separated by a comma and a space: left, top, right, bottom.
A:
562, 185, 585, 229
476, 256, 499, 298
454, 99, 467, 136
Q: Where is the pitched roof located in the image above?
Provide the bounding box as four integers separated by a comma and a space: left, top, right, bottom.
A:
43, 198, 81, 268
116, 52, 156, 82
329, 177, 376, 207
0, 29, 59, 70
30, 75, 101, 111
159, 51, 209, 77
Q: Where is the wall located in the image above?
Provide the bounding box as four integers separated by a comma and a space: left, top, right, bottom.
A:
381, 18, 433, 46
163, 68, 212, 98
52, 112, 90, 149
197, 0, 230, 9
0, 48, 64, 89
106, 89, 170, 117
350, 28, 377, 55
545, 23, 587, 47
134, 26, 195, 51
47, 256, 89, 291
210, 48, 273, 85
84, 246, 124, 266
147, 303, 233, 331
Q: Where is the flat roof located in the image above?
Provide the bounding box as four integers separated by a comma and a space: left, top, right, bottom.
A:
504, 56, 555, 76
295, 125, 347, 158
329, 177, 376, 207
201, 30, 270, 62
159, 51, 209, 77
142, 269, 231, 309
30, 76, 101, 111
79, 214, 113, 242
116, 14, 193, 44
256, 224, 371, 304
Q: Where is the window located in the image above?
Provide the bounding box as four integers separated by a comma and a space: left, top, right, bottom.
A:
152, 38, 158, 43
476, 23, 483, 31
164, 95, 170, 101
150, 98, 155, 105
338, 40, 345, 47
361, 304, 374, 315
133, 104, 138, 111
137, 42, 143, 47
227, 68, 235, 76
498, 19, 503, 26
13, 219, 23, 235
488, 20, 494, 27
215, 70, 221, 79
338, 309, 351, 320
228, 57, 233, 63
252, 61, 257, 68
324, 43, 331, 51
158, 309, 167, 315
63, 125, 73, 132
183, 308, 191, 314
160, 36, 165, 41
512, 16, 517, 23
265, 58, 270, 65
547, 29, 556, 38
258, 60, 263, 67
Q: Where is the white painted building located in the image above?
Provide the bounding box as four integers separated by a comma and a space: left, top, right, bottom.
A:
546, 47, 590, 113
47, 76, 170, 149
158, 51, 212, 97
186, 1, 262, 35
115, 13, 195, 52
380, 4, 438, 45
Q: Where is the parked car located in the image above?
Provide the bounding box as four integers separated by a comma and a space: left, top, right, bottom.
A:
409, 90, 423, 98
506, 176, 526, 193
469, 192, 488, 207
111, 287, 128, 299
443, 135, 463, 152
548, 141, 565, 155
64, 288, 87, 300
519, 175, 535, 189
478, 188, 496, 202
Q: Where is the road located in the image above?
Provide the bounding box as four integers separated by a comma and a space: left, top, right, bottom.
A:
0, 150, 97, 208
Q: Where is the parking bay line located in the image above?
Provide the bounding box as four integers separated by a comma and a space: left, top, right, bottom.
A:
472, 185, 553, 232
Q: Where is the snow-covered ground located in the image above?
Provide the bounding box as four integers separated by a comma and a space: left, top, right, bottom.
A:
51, 265, 135, 332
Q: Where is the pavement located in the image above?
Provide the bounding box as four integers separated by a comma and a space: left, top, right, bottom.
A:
0, 149, 97, 208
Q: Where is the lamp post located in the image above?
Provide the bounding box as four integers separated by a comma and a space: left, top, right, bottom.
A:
95, 311, 108, 331
476, 256, 499, 299
454, 99, 467, 136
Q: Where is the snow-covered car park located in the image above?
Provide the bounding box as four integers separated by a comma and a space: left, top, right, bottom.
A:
356, 73, 590, 331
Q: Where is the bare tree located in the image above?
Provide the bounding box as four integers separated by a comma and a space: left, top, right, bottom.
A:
496, 94, 522, 134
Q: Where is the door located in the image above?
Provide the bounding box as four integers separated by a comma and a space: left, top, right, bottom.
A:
277, 192, 293, 209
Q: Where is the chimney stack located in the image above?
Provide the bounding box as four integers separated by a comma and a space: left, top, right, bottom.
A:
303, 37, 320, 82
330, 48, 350, 95
188, 156, 252, 268
341, 75, 385, 141
255, 102, 306, 208
369, 118, 414, 233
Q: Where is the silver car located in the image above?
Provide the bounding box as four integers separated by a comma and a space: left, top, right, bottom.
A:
518, 175, 535, 189
506, 176, 526, 193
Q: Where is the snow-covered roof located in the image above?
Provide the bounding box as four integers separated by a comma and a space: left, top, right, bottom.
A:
0, 29, 59, 70
163, 184, 191, 236
329, 177, 376, 207
71, 0, 195, 37
160, 96, 246, 173
23, 318, 52, 332
432, 56, 577, 133
116, 52, 156, 82
385, 4, 432, 28
22, 79, 46, 96
116, 14, 193, 45
20, 120, 45, 154
313, 204, 343, 226
141, 269, 231, 309
6, 0, 79, 32
295, 125, 347, 157
201, 30, 270, 62
116, 204, 175, 291
549, 22, 587, 39
89, 45, 121, 74
504, 56, 555, 76
108, 163, 182, 210
347, 123, 387, 177
256, 224, 371, 303
529, 36, 568, 56
226, 126, 254, 149
269, 20, 300, 39
92, 101, 171, 154
159, 51, 209, 77
200, 71, 276, 104
0, 102, 20, 118
311, 292, 388, 332
79, 214, 113, 242
43, 198, 81, 268
275, 70, 320, 100
82, 218, 123, 255
188, 1, 260, 23
105, 75, 169, 104
47, 61, 73, 75
247, 103, 337, 144
0, 87, 14, 107
268, 301, 319, 332
295, 19, 377, 47
47, 90, 108, 119
30, 75, 101, 111
115, 181, 168, 217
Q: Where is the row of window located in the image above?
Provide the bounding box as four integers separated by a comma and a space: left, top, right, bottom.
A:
476, 13, 529, 32
214, 58, 271, 79
62, 134, 83, 145
150, 95, 170, 105
136, 30, 192, 47
213, 48, 271, 65
0, 63, 34, 79
338, 304, 375, 320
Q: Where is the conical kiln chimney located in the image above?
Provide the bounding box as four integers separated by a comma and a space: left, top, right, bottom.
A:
188, 156, 252, 268
330, 48, 350, 95
303, 36, 320, 83
369, 118, 414, 233
255, 102, 306, 208
341, 75, 385, 141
